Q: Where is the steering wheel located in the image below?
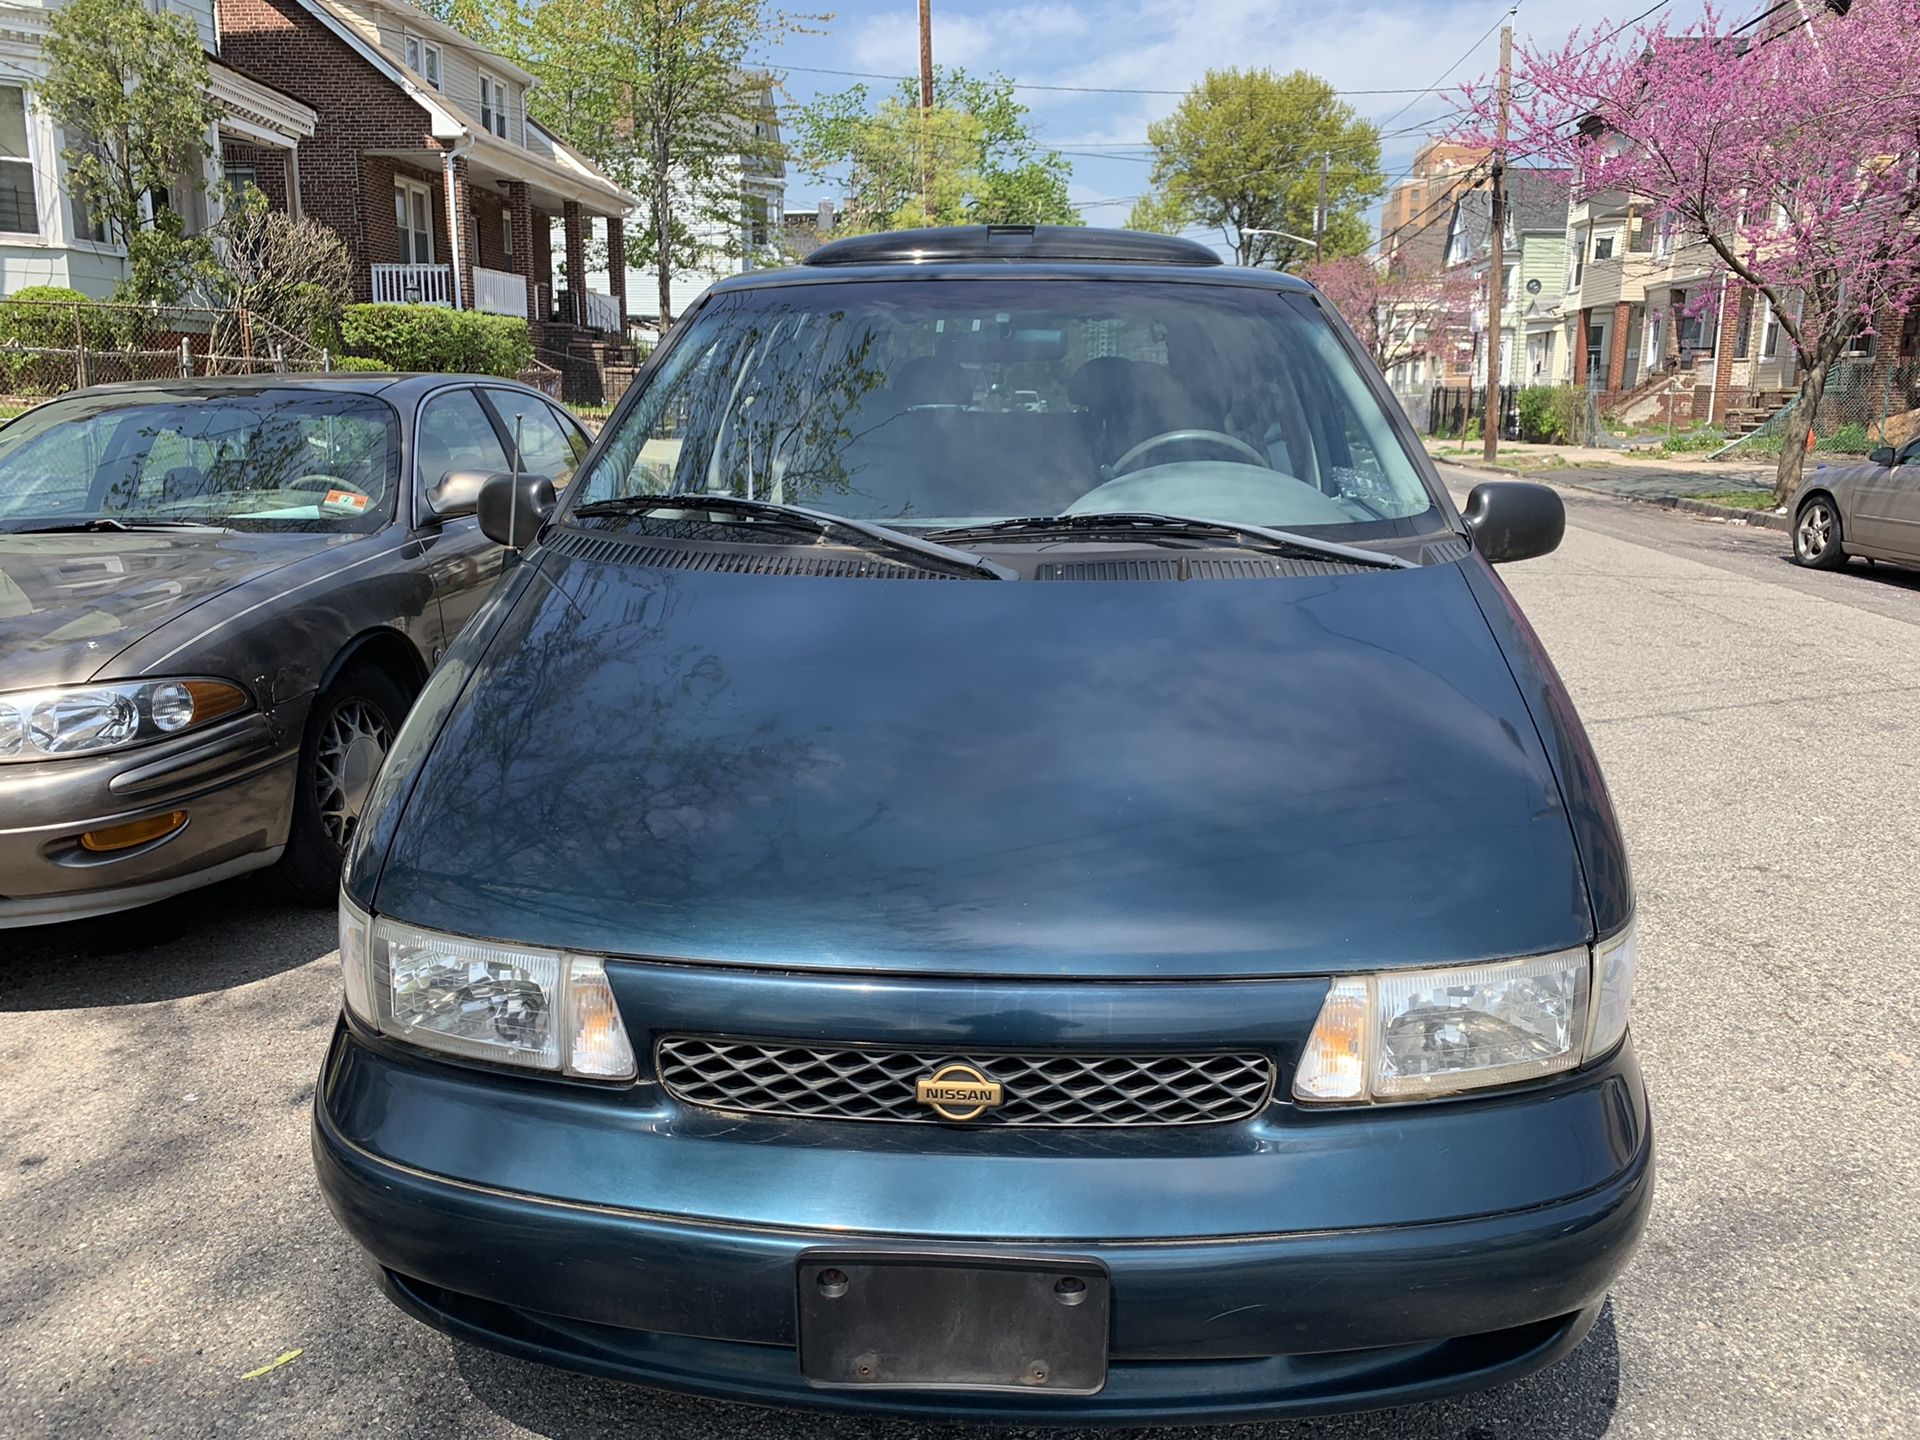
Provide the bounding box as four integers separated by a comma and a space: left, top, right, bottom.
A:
1111, 429, 1271, 477
285, 474, 367, 495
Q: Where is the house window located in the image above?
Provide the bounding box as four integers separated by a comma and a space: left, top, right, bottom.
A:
1901, 307, 1920, 360
404, 34, 442, 90
480, 74, 509, 138
1592, 233, 1614, 261
1844, 328, 1874, 359
502, 210, 513, 260
746, 193, 768, 248
0, 86, 39, 235
394, 178, 434, 265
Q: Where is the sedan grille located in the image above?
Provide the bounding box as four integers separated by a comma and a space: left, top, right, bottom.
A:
655, 1037, 1275, 1127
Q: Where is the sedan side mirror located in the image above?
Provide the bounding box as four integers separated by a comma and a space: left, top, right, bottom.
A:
1463, 480, 1565, 564
1867, 446, 1897, 467
424, 468, 491, 521
478, 471, 556, 549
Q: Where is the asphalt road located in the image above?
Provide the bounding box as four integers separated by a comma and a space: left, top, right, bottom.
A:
5, 483, 1919, 1439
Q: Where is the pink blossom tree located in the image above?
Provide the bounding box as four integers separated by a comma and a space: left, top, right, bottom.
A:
1305, 255, 1477, 382
1454, 0, 1920, 502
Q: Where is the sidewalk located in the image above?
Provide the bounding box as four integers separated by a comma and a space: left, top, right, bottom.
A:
1421, 438, 1794, 530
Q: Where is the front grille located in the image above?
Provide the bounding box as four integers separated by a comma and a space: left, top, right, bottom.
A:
655, 1037, 1275, 1127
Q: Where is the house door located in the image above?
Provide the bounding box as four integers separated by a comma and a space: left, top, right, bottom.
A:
394, 180, 434, 265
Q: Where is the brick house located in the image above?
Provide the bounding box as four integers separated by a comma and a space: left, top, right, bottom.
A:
217, 0, 637, 348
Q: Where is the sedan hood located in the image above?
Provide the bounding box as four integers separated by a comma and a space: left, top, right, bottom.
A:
0, 531, 331, 688
374, 547, 1592, 978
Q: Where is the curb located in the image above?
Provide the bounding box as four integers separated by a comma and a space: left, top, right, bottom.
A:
1431, 454, 1790, 533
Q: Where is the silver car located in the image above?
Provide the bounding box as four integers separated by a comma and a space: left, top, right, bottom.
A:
1792, 438, 1920, 568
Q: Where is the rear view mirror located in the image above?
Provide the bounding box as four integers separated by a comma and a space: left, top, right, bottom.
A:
1463, 481, 1565, 564
425, 469, 490, 520
1868, 446, 1896, 467
478, 471, 556, 549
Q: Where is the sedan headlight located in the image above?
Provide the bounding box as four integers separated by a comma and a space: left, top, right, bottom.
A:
0, 679, 249, 761
1295, 922, 1637, 1104
336, 896, 636, 1080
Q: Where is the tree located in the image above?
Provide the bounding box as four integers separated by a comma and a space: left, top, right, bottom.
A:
41, 0, 224, 304
518, 0, 821, 327
791, 68, 1078, 232
1454, 0, 1920, 503
210, 188, 355, 351
1304, 255, 1476, 379
1128, 69, 1384, 268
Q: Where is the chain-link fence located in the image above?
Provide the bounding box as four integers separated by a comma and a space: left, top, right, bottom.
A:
1716, 360, 1920, 458
0, 300, 335, 408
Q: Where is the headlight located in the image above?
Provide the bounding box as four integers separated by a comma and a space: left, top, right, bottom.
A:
335, 898, 636, 1081
1295, 922, 1637, 1104
0, 679, 249, 760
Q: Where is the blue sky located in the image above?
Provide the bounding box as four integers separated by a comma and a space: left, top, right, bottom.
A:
761, 0, 1711, 252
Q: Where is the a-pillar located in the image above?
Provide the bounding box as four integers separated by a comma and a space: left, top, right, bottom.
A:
605, 216, 627, 333
1573, 308, 1590, 386
505, 180, 537, 323
562, 200, 587, 327
1607, 300, 1632, 394
446, 152, 476, 312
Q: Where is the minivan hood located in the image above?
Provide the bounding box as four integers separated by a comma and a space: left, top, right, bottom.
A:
373, 547, 1592, 978
0, 531, 329, 688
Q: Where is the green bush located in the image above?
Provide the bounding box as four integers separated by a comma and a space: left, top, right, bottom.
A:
0, 286, 107, 393
1658, 425, 1726, 455
340, 303, 532, 376
1820, 421, 1872, 454
1516, 385, 1584, 444
327, 354, 390, 372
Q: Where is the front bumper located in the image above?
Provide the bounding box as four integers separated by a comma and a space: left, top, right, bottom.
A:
0, 712, 297, 927
314, 1015, 1653, 1424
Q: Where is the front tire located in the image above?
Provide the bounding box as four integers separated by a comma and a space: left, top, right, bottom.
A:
1793, 496, 1847, 569
277, 663, 407, 904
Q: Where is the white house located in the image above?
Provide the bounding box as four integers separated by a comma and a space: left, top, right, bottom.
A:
0, 0, 315, 298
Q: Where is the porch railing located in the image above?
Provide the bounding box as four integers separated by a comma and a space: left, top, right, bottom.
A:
584, 289, 622, 334
371, 263, 454, 306
473, 265, 529, 318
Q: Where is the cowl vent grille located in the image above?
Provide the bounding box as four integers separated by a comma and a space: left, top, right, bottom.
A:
547, 526, 959, 579
1033, 555, 1367, 581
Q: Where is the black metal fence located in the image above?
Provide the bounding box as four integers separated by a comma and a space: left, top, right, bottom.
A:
1428, 384, 1518, 439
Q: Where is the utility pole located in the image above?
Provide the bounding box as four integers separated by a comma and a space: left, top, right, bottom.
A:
918, 0, 934, 219
1483, 19, 1512, 464
1313, 153, 1329, 260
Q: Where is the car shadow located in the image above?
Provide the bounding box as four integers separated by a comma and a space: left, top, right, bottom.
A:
452, 1300, 1622, 1440
0, 873, 336, 1011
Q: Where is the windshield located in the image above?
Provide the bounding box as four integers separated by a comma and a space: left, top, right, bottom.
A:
0, 389, 400, 534
577, 280, 1439, 538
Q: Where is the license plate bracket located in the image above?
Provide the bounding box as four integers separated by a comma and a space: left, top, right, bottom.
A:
796, 1251, 1110, 1394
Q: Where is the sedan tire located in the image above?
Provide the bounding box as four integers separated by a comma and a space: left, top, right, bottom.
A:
1793, 495, 1847, 570
278, 663, 406, 904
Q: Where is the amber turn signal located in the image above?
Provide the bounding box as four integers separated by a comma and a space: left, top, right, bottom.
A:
79, 810, 188, 853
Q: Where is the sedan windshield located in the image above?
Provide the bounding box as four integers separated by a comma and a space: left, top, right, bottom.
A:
0, 389, 400, 534
577, 280, 1439, 539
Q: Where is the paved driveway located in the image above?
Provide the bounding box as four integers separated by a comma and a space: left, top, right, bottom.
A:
4, 484, 1918, 1439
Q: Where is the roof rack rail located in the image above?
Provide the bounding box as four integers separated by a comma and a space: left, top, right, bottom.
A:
803, 225, 1223, 268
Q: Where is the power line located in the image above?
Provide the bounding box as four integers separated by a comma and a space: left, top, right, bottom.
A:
751, 60, 1508, 101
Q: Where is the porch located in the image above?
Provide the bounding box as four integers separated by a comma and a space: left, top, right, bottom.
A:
361, 138, 633, 341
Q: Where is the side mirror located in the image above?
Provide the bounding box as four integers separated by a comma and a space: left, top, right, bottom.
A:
423, 468, 491, 521
1867, 446, 1896, 467
1463, 480, 1565, 564
477, 471, 556, 549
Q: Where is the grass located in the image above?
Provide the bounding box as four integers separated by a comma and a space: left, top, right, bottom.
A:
1688, 489, 1779, 510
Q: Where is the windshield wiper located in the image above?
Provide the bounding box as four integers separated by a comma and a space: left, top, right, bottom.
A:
928, 512, 1412, 570
569, 493, 1016, 580
5, 517, 229, 535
